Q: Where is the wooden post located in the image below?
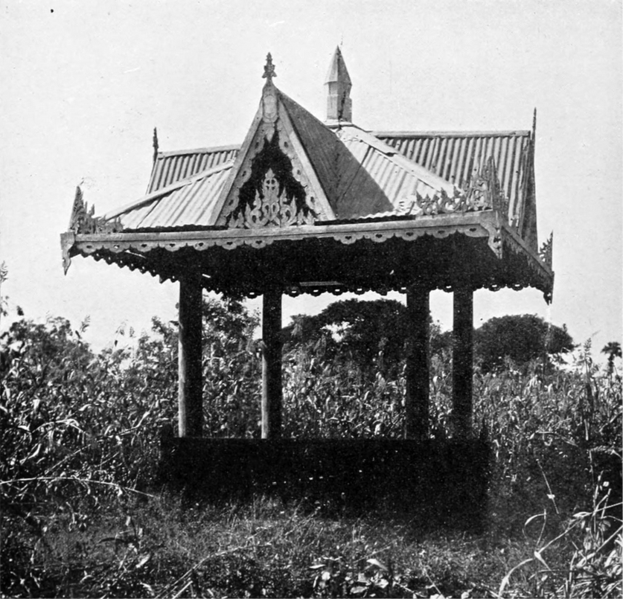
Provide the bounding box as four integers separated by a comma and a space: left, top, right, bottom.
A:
405, 286, 430, 440
452, 287, 474, 438
178, 269, 203, 438
262, 288, 282, 439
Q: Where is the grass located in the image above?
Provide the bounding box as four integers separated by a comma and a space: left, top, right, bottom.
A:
1, 309, 620, 597
3, 481, 620, 598
3, 494, 503, 598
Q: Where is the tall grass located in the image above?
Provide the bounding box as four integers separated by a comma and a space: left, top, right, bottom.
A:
1, 309, 621, 597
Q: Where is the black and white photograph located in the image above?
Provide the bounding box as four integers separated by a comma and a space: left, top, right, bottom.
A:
1, 1, 621, 597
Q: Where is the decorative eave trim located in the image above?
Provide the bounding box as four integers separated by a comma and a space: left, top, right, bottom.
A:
61, 211, 507, 275
67, 211, 492, 253
62, 210, 553, 301
500, 222, 555, 302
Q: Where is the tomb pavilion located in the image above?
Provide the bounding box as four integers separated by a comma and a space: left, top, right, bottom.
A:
61, 48, 554, 448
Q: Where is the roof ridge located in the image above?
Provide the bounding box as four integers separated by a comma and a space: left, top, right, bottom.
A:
372, 130, 531, 138
157, 144, 240, 158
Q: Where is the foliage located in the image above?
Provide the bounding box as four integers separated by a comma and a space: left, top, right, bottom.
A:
284, 299, 448, 381
475, 314, 574, 373
497, 479, 622, 599
602, 341, 621, 376
1, 293, 621, 597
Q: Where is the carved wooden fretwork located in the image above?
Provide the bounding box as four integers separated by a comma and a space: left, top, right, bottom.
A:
218, 129, 318, 229
226, 168, 315, 228
465, 156, 509, 215
68, 187, 123, 235
539, 232, 553, 269
398, 188, 482, 217
398, 157, 509, 219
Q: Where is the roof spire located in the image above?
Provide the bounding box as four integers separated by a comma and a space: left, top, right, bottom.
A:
532, 107, 537, 140
263, 53, 276, 85
152, 127, 159, 162
325, 46, 352, 123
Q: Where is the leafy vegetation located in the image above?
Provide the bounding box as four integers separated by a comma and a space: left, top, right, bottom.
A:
0, 293, 620, 597
474, 314, 574, 373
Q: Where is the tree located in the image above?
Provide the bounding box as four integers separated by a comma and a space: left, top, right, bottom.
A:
475, 314, 574, 373
601, 341, 621, 376
284, 299, 447, 380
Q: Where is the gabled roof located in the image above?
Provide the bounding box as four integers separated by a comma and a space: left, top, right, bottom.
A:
141, 128, 537, 247
100, 82, 460, 231
374, 130, 537, 249
147, 145, 238, 194
61, 52, 552, 301
105, 162, 233, 230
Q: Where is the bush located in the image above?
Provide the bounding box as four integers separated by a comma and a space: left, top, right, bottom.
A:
1, 294, 620, 597
475, 314, 574, 373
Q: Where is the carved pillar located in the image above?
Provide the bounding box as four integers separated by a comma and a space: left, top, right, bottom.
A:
262, 288, 283, 439
178, 268, 203, 438
452, 287, 474, 438
405, 286, 430, 440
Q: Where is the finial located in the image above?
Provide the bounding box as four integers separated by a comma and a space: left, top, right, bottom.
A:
152, 127, 159, 162
263, 53, 276, 84
532, 108, 537, 140
325, 46, 352, 123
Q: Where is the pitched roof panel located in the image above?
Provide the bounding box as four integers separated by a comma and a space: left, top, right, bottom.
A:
115, 164, 232, 230
334, 126, 457, 218
147, 145, 239, 193
126, 125, 535, 243
374, 131, 532, 225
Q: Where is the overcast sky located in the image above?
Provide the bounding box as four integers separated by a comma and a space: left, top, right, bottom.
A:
1, 0, 621, 355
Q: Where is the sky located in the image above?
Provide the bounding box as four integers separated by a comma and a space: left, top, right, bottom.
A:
0, 0, 621, 356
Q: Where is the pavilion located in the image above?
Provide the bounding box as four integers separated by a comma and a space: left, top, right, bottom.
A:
61, 48, 553, 452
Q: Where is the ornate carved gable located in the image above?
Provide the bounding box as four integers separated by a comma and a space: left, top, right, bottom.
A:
218, 128, 320, 228
216, 54, 334, 229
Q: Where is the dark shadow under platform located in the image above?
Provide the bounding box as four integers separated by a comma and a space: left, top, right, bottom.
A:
159, 438, 491, 531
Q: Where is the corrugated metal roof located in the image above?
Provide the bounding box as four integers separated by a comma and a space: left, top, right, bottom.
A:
124, 106, 533, 238
372, 131, 532, 224
146, 131, 530, 216
118, 164, 232, 230
267, 92, 455, 220
147, 145, 238, 193
334, 126, 457, 218
279, 91, 342, 205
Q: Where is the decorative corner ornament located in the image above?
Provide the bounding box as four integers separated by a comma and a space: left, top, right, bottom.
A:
466, 156, 509, 217
539, 231, 553, 269
68, 186, 123, 235
60, 231, 75, 275
399, 156, 510, 219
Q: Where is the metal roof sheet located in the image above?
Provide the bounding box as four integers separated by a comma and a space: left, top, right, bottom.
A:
118, 164, 232, 230
147, 145, 238, 193
146, 131, 530, 212
133, 120, 534, 240
334, 126, 457, 218
278, 91, 343, 205
372, 131, 532, 223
